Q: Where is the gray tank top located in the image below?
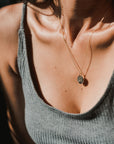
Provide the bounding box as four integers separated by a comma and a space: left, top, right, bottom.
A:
17, 2, 114, 144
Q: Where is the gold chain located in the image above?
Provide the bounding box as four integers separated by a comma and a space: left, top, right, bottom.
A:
62, 28, 93, 77
27, 2, 109, 86
59, 15, 93, 86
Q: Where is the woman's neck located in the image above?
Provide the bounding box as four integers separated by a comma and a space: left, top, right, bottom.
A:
60, 0, 112, 22
59, 0, 113, 43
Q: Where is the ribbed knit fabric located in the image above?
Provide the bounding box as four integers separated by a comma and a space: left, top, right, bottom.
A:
17, 3, 114, 144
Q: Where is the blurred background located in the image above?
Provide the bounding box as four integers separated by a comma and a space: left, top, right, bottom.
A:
0, 0, 20, 7
0, 0, 10, 7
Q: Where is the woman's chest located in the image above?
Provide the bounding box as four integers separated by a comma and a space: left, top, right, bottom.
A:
30, 34, 114, 114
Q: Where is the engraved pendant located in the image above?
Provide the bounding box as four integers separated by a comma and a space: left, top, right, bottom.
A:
77, 75, 84, 84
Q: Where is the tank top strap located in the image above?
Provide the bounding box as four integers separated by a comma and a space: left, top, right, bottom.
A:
18, 1, 28, 78
20, 0, 28, 29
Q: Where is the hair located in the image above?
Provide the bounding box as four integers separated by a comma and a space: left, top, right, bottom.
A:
24, 0, 114, 6
21, 0, 114, 13
21, 0, 60, 11
26, 0, 55, 8
20, 0, 60, 16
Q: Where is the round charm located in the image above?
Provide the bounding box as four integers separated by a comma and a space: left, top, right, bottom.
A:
77, 75, 84, 84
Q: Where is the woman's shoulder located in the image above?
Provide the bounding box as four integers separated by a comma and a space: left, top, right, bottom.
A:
0, 3, 23, 36
0, 3, 23, 46
0, 3, 23, 75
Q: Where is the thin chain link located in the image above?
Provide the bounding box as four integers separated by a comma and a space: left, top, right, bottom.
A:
59, 16, 93, 78
27, 2, 110, 82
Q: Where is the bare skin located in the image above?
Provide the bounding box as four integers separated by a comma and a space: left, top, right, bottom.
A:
0, 0, 114, 143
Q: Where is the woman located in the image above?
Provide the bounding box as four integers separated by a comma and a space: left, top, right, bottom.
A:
0, 0, 114, 143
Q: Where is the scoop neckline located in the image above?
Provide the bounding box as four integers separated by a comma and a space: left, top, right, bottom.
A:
18, 28, 114, 119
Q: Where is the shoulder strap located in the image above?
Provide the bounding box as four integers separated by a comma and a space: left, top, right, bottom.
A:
20, 1, 28, 29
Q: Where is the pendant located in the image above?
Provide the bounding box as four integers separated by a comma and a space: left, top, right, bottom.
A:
77, 75, 84, 84
77, 75, 89, 86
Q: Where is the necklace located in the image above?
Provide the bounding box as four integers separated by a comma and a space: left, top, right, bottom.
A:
59, 14, 108, 86
59, 3, 112, 86
59, 16, 93, 86
27, 2, 110, 86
